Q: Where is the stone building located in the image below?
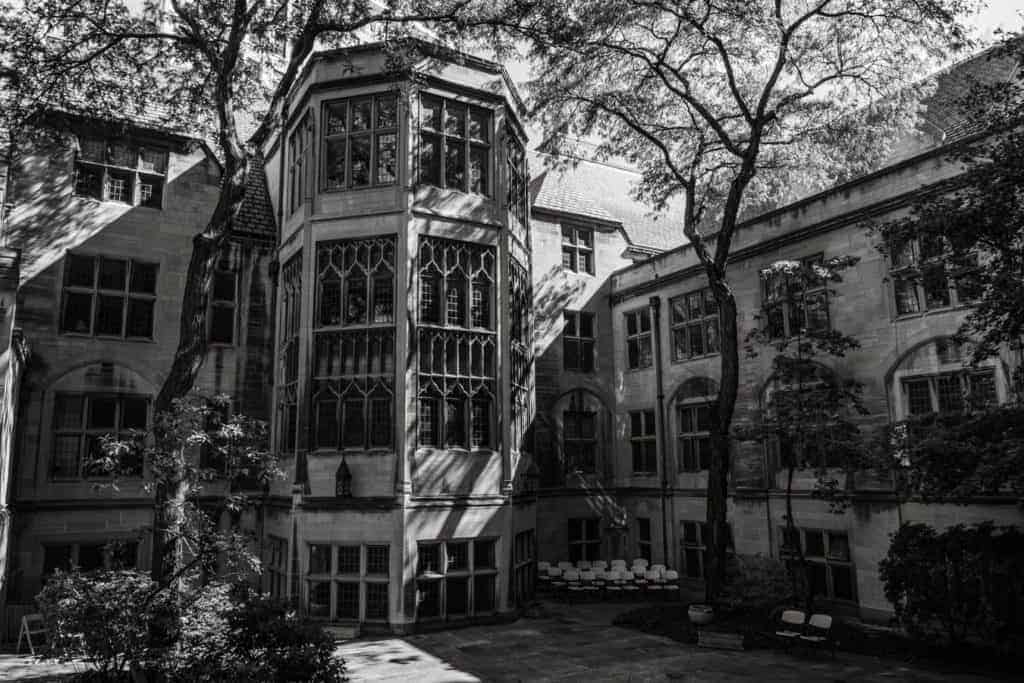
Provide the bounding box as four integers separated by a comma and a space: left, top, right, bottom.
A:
0, 116, 277, 633
256, 43, 536, 632
530, 46, 1024, 620
0, 37, 1021, 634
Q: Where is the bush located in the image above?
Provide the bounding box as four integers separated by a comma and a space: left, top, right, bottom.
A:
880, 522, 1024, 653
171, 582, 346, 682
720, 554, 796, 613
36, 569, 175, 681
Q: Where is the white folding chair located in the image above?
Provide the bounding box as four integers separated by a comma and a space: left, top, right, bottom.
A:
17, 614, 47, 655
591, 560, 608, 571
775, 609, 807, 650
632, 558, 650, 570
610, 558, 627, 570
650, 563, 667, 575
662, 569, 681, 600
576, 560, 592, 570
557, 561, 574, 571
538, 561, 551, 572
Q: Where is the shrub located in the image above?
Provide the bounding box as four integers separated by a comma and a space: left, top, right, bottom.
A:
36, 569, 175, 681
720, 554, 796, 613
171, 582, 346, 682
880, 522, 1024, 653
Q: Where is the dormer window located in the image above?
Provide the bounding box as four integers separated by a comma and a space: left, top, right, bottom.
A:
417, 94, 491, 196
74, 137, 167, 209
561, 225, 594, 274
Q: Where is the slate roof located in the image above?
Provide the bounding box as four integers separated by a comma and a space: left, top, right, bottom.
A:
234, 155, 277, 240
917, 42, 1020, 145
529, 150, 688, 252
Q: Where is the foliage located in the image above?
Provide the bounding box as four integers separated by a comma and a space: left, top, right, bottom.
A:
515, 0, 972, 599
36, 569, 175, 680
719, 554, 796, 613
880, 406, 1024, 502
96, 392, 279, 585
873, 37, 1024, 368
879, 522, 1024, 653
171, 583, 346, 683
740, 256, 870, 608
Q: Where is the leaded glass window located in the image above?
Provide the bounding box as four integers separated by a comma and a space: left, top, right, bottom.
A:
418, 237, 497, 450
313, 238, 396, 450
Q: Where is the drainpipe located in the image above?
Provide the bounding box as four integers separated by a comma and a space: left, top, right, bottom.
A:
649, 296, 670, 565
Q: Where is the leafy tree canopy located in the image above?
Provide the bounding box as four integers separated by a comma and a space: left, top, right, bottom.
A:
875, 38, 1024, 366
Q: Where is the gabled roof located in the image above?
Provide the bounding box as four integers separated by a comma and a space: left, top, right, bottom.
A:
529, 151, 687, 252
234, 155, 277, 240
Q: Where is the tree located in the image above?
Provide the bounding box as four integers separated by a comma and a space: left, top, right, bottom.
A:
514, 0, 972, 599
98, 392, 279, 591
741, 256, 868, 609
871, 35, 1024, 505
0, 0, 516, 583
874, 36, 1024, 373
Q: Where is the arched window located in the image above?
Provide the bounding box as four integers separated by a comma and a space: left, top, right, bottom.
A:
675, 378, 718, 473
46, 363, 153, 480
890, 338, 1003, 421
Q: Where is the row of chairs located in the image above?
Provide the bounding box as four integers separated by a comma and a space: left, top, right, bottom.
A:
540, 565, 681, 601
539, 558, 659, 573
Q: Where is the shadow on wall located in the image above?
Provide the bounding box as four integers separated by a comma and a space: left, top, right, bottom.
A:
532, 265, 588, 357
7, 134, 219, 289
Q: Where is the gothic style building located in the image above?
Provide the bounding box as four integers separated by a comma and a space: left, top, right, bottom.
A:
257, 44, 536, 631
0, 40, 1021, 634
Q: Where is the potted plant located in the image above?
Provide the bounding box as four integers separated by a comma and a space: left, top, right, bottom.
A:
687, 603, 715, 626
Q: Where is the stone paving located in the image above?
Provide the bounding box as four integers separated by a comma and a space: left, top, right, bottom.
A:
336, 603, 1010, 683
0, 602, 1011, 682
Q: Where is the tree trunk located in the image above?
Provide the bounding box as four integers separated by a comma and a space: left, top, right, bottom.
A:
705, 287, 739, 602
149, 154, 251, 584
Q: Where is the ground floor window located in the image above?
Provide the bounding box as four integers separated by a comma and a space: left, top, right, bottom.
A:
568, 518, 601, 563
305, 543, 390, 621
43, 540, 138, 574
780, 527, 856, 603
637, 518, 652, 563
680, 521, 733, 580
265, 536, 289, 600
512, 529, 536, 606
416, 538, 498, 620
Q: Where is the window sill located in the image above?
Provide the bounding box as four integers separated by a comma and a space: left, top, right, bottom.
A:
208, 342, 236, 349
415, 183, 493, 201
321, 183, 397, 194
59, 332, 156, 343
671, 352, 720, 364
625, 365, 654, 373
310, 447, 393, 456
73, 194, 162, 211
893, 303, 974, 320
416, 322, 496, 333
417, 446, 496, 456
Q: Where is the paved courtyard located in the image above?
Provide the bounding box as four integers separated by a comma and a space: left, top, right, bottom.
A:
0, 602, 1010, 682
337, 603, 1008, 683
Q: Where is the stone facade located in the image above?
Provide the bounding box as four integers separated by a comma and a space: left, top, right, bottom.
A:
0, 120, 275, 632
0, 39, 1021, 634
258, 44, 536, 632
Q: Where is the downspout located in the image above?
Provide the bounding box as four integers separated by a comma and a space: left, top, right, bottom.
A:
649, 296, 670, 565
